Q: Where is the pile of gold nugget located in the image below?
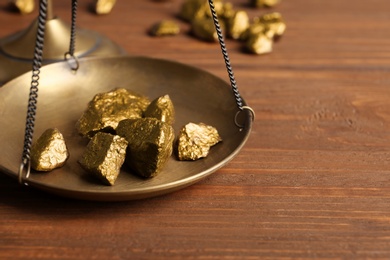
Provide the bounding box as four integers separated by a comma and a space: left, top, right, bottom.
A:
30, 88, 222, 186
150, 0, 285, 55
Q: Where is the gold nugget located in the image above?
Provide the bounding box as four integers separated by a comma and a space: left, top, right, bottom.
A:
116, 118, 175, 178
76, 88, 150, 138
179, 0, 224, 22
150, 20, 180, 37
251, 0, 280, 8
246, 33, 273, 54
240, 22, 266, 41
177, 122, 222, 161
95, 0, 117, 15
220, 2, 235, 20
257, 12, 286, 39
11, 0, 34, 14
227, 10, 250, 40
192, 16, 221, 42
144, 95, 175, 125
79, 132, 128, 186
30, 128, 69, 172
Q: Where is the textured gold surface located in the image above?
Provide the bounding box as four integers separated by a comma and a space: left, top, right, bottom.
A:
145, 95, 175, 125
76, 88, 150, 138
79, 132, 128, 186
227, 10, 250, 40
251, 0, 280, 8
245, 33, 273, 54
177, 122, 222, 161
150, 20, 180, 37
116, 118, 175, 178
30, 128, 69, 172
95, 0, 117, 15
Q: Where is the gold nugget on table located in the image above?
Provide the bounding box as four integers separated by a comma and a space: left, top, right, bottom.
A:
144, 95, 175, 125
76, 88, 150, 138
150, 20, 180, 37
246, 33, 273, 55
179, 0, 224, 22
227, 10, 250, 40
257, 12, 286, 39
95, 0, 116, 15
242, 12, 285, 54
10, 0, 34, 14
177, 122, 222, 161
79, 132, 128, 186
192, 16, 222, 42
240, 22, 266, 41
116, 118, 175, 178
30, 128, 69, 171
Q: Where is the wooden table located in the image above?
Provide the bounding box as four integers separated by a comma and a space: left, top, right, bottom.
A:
1, 0, 390, 259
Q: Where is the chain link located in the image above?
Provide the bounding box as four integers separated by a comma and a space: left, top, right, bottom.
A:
208, 0, 255, 128
19, 0, 48, 185
208, 0, 243, 110
64, 0, 79, 71
19, 0, 79, 184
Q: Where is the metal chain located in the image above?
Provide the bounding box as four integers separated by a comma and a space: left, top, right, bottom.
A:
208, 0, 243, 110
208, 0, 255, 128
19, 0, 48, 185
64, 0, 79, 71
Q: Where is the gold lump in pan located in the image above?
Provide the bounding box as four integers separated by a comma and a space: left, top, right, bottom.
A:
79, 132, 128, 186
116, 118, 175, 178
177, 122, 222, 161
76, 88, 150, 138
30, 128, 69, 171
145, 94, 175, 125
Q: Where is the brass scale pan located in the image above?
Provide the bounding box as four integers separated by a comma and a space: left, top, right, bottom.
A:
0, 5, 253, 202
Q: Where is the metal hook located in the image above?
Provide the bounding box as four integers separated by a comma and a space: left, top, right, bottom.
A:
64, 52, 79, 71
18, 158, 31, 186
235, 106, 255, 128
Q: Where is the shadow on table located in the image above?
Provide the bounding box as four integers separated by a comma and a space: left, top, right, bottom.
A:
0, 172, 178, 219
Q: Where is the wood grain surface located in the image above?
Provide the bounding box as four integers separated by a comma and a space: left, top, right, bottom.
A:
1, 0, 390, 259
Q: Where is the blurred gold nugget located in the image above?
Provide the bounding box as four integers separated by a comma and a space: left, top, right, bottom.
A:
79, 132, 127, 186
177, 122, 221, 161
10, 0, 34, 14
179, 0, 224, 22
251, 0, 280, 8
30, 128, 69, 172
246, 33, 273, 54
76, 88, 150, 138
116, 118, 175, 178
95, 0, 116, 15
243, 12, 286, 54
257, 12, 286, 39
145, 95, 175, 125
150, 20, 180, 37
227, 10, 250, 40
180, 0, 231, 42
240, 21, 266, 41
192, 16, 221, 42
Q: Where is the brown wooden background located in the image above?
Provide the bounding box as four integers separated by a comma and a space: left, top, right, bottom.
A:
1, 0, 390, 259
